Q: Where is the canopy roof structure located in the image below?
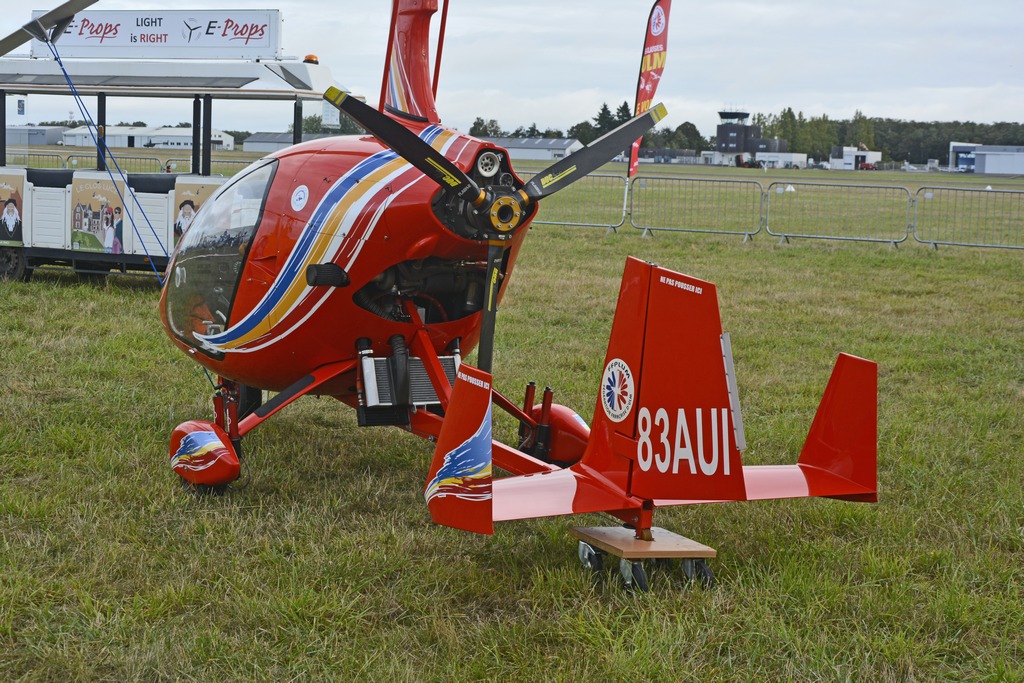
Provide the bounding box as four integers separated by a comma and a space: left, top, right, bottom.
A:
0, 56, 342, 101
0, 1, 349, 175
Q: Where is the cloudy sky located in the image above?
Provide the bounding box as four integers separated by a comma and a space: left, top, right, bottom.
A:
2, 0, 1020, 138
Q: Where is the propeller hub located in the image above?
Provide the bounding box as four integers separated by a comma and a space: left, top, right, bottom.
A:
487, 195, 523, 234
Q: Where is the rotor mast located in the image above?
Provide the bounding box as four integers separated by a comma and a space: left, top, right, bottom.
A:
379, 0, 441, 124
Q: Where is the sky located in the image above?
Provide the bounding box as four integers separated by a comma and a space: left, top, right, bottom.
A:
2, 0, 1021, 139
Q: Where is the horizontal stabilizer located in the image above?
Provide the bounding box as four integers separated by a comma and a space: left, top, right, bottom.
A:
658, 353, 878, 506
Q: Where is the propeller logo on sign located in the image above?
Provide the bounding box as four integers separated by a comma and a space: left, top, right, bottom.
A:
601, 358, 634, 422
182, 19, 202, 43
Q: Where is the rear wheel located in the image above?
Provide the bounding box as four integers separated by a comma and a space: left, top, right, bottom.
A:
577, 541, 604, 572
619, 558, 649, 592
0, 247, 30, 282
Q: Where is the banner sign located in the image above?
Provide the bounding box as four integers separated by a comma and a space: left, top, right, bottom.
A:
628, 0, 671, 177
30, 10, 283, 60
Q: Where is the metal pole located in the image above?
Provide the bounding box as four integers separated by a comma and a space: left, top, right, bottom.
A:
201, 94, 212, 177
96, 93, 106, 171
0, 89, 6, 167
191, 95, 201, 174
292, 99, 302, 146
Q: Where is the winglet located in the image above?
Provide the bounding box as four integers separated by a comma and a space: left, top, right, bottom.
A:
424, 364, 494, 535
797, 353, 878, 502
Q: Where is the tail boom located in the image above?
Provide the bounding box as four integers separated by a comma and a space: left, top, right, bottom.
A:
423, 258, 877, 535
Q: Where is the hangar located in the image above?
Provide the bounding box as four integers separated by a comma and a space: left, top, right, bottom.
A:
479, 137, 583, 161
62, 125, 235, 150
5, 125, 66, 145
972, 146, 1024, 175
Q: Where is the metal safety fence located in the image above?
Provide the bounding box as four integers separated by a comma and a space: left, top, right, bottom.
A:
523, 172, 1021, 251
66, 154, 165, 173
913, 186, 1024, 250
4, 151, 1023, 248
3, 154, 252, 176
630, 176, 764, 239
164, 158, 254, 176
4, 152, 64, 168
519, 172, 628, 231
764, 182, 912, 246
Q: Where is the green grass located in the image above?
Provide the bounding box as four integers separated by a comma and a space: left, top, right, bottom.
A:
2, 227, 1023, 680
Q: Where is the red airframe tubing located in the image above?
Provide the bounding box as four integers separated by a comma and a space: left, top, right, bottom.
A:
379, 0, 401, 111
431, 0, 449, 96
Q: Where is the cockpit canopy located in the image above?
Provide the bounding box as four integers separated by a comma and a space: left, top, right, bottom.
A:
164, 159, 276, 356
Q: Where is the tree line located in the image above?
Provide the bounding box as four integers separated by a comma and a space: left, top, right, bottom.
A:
752, 108, 1024, 163
468, 104, 1024, 164
37, 105, 1024, 164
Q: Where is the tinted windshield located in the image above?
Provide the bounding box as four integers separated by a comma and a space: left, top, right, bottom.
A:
165, 160, 276, 356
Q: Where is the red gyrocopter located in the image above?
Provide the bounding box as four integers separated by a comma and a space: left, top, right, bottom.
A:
2, 0, 875, 589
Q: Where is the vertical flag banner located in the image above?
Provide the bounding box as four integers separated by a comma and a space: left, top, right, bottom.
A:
629, 0, 671, 177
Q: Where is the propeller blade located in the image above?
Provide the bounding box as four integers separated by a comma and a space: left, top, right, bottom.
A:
475, 241, 504, 373
0, 0, 100, 57
522, 103, 667, 202
323, 86, 486, 205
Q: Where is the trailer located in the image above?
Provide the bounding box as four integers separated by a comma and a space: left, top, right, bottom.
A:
0, 166, 226, 281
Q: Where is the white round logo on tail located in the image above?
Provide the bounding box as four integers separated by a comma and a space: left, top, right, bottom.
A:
291, 185, 309, 212
601, 358, 635, 423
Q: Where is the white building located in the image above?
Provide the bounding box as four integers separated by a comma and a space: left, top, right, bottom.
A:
755, 152, 808, 169
479, 137, 583, 161
243, 132, 337, 154
62, 126, 234, 151
4, 125, 67, 145
973, 146, 1024, 175
829, 146, 882, 170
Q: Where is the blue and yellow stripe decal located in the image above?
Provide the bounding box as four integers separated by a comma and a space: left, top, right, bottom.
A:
194, 126, 462, 354
170, 430, 229, 471
425, 403, 493, 504
387, 48, 411, 116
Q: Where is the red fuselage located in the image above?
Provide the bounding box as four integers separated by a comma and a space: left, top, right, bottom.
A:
159, 128, 530, 398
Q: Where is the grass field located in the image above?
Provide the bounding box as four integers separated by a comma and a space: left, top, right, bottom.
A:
2, 221, 1023, 679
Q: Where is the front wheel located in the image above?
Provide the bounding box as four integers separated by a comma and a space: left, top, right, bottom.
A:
0, 247, 30, 282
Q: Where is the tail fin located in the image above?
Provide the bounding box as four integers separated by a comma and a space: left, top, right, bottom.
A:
578, 257, 877, 506
424, 364, 494, 534
796, 353, 878, 502
579, 257, 748, 502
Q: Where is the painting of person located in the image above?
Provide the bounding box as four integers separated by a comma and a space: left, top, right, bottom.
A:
174, 199, 197, 245
113, 206, 123, 255
1, 197, 23, 243
102, 210, 115, 253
